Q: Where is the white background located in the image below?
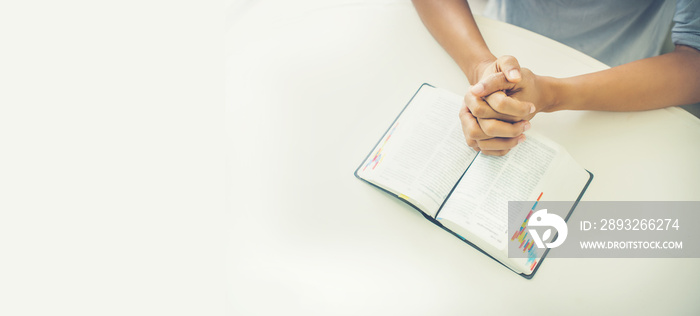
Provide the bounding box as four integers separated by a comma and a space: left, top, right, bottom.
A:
0, 1, 226, 315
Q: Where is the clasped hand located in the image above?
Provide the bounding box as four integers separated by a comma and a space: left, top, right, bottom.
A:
460, 56, 550, 156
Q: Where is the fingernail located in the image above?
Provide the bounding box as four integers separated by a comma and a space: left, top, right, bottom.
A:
518, 135, 526, 144
530, 104, 536, 114
471, 83, 484, 95
509, 69, 521, 80
523, 121, 531, 132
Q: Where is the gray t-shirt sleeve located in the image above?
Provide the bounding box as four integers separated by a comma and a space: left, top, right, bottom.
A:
672, 0, 700, 51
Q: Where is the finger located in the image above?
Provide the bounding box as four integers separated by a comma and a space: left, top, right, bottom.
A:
470, 72, 516, 98
466, 138, 480, 151
480, 149, 511, 156
483, 91, 536, 117
478, 118, 530, 138
459, 107, 490, 141
496, 55, 522, 82
460, 109, 481, 151
476, 134, 526, 152
465, 93, 522, 122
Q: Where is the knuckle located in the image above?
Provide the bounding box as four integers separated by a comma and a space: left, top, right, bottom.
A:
503, 99, 525, 117
459, 109, 468, 121
467, 126, 482, 139
483, 73, 506, 89
463, 95, 477, 108
480, 121, 496, 136
471, 103, 486, 117
501, 55, 515, 61
498, 55, 521, 70
503, 125, 520, 137
475, 139, 491, 150
491, 98, 519, 117
460, 106, 474, 120
499, 55, 517, 65
490, 98, 506, 113
460, 111, 474, 125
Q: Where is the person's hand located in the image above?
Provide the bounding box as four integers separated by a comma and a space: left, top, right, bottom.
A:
459, 102, 530, 156
461, 55, 531, 156
461, 66, 554, 155
469, 68, 550, 120
470, 55, 524, 88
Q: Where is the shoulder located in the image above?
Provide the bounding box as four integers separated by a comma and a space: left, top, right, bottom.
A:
672, 0, 700, 51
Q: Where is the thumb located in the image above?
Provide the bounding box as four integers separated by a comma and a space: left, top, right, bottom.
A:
470, 72, 517, 98
496, 55, 522, 83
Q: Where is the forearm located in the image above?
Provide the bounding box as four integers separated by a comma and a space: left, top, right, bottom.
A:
546, 45, 700, 112
412, 0, 495, 83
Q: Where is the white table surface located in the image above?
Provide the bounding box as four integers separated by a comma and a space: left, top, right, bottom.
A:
227, 1, 700, 314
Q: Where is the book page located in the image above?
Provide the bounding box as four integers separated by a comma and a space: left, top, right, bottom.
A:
357, 86, 477, 217
436, 133, 560, 250
439, 133, 591, 275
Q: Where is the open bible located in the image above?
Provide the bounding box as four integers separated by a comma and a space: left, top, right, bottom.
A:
355, 83, 592, 278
